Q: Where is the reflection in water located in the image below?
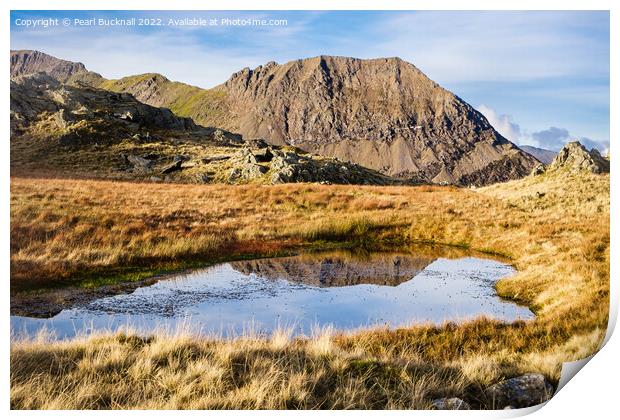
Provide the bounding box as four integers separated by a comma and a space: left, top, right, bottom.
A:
10, 249, 534, 340
230, 251, 435, 287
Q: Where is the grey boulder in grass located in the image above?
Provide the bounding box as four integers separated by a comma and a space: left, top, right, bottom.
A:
485, 373, 554, 409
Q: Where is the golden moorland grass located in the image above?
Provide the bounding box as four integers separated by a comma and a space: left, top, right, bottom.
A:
10, 169, 610, 409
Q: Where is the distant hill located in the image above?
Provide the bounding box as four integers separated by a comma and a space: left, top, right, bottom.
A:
10, 49, 101, 83
519, 145, 556, 165
10, 50, 539, 185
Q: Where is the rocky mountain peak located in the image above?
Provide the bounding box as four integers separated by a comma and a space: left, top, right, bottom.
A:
219, 55, 536, 184
548, 141, 609, 174
11, 49, 90, 82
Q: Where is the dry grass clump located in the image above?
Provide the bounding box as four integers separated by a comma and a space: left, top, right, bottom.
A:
10, 324, 604, 409
10, 170, 609, 409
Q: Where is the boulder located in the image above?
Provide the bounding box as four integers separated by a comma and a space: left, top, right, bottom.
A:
212, 128, 227, 143
270, 157, 297, 183
161, 159, 183, 174
530, 163, 546, 176
246, 138, 269, 149
212, 128, 243, 145
172, 155, 189, 163
202, 155, 230, 163
124, 154, 152, 171
228, 168, 242, 182
118, 110, 134, 121
430, 398, 470, 410
241, 163, 267, 179
233, 148, 258, 164
485, 373, 554, 408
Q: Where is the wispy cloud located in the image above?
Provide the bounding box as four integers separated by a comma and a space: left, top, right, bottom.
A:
368, 11, 609, 84
477, 104, 522, 143
10, 10, 609, 147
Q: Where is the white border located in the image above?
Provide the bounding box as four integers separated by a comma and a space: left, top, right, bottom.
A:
2, 1, 617, 419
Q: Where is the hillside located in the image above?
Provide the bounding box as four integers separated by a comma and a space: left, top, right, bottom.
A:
10, 50, 539, 185
10, 73, 398, 186
10, 167, 609, 408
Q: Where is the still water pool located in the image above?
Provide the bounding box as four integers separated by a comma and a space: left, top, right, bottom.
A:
11, 250, 534, 339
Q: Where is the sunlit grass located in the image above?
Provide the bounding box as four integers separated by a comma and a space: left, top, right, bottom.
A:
9, 170, 609, 409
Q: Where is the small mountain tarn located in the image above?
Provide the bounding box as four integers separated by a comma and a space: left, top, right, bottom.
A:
10, 50, 539, 186
10, 250, 534, 340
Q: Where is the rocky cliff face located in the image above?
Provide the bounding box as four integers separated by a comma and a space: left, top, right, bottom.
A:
10, 50, 94, 83
217, 56, 538, 184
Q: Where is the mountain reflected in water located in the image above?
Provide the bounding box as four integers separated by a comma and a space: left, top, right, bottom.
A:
230, 251, 435, 287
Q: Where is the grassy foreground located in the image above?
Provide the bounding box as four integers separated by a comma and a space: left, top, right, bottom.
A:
10, 170, 609, 409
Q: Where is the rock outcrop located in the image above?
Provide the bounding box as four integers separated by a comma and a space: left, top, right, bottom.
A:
547, 141, 610, 174
10, 73, 196, 139
227, 144, 395, 185
430, 398, 470, 410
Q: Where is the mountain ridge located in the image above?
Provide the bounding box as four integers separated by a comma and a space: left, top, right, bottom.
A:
519, 145, 557, 165
10, 49, 539, 185
10, 49, 100, 83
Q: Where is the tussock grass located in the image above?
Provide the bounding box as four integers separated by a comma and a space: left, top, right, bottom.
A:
10, 171, 609, 409
10, 324, 605, 409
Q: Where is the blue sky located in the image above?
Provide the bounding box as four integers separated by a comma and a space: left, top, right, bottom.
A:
10, 10, 610, 152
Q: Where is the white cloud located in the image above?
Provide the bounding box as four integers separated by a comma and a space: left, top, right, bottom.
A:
477, 104, 522, 143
